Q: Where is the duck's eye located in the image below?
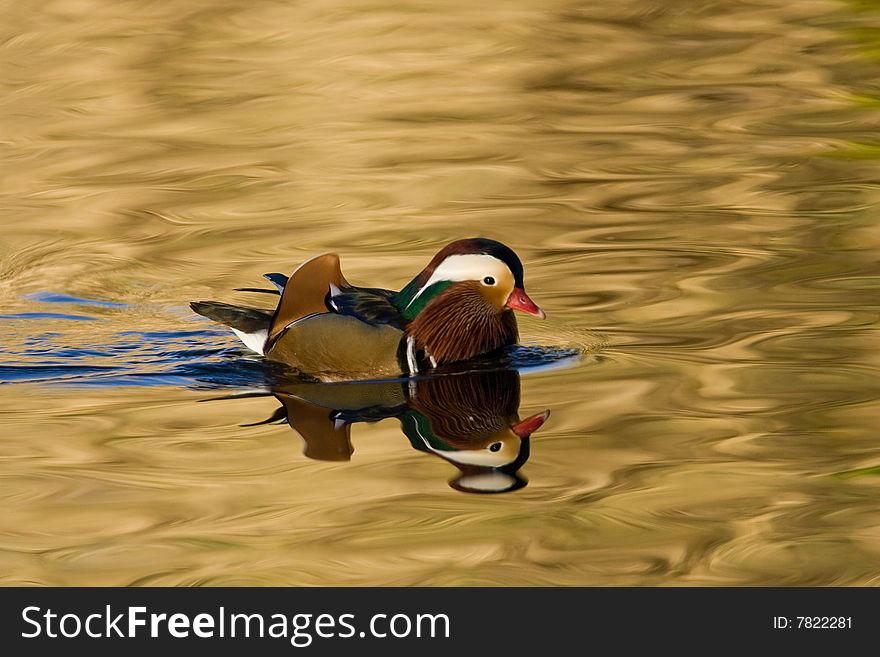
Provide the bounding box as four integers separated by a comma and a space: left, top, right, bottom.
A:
483, 276, 496, 286
489, 442, 502, 452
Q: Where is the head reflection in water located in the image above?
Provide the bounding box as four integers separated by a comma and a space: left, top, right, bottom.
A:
396, 372, 548, 493
244, 369, 549, 494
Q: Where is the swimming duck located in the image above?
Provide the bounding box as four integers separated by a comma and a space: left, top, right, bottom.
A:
191, 238, 544, 379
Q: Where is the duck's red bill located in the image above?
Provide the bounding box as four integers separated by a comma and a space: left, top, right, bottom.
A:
511, 410, 550, 438
506, 287, 545, 318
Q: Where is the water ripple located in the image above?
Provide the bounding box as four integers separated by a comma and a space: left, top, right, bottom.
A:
1, 0, 879, 586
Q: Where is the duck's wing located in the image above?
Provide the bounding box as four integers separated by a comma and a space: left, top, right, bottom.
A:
267, 253, 350, 345
329, 286, 407, 329
233, 275, 398, 326
268, 254, 407, 342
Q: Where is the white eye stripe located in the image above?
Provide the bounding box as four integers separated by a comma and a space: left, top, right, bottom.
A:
406, 254, 511, 309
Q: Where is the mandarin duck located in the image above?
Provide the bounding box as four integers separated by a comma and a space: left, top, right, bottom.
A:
191, 238, 544, 380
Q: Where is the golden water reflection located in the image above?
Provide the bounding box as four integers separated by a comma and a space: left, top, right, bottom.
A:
1, 0, 880, 585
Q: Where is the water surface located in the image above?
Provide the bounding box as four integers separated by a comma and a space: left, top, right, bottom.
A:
1, 0, 880, 585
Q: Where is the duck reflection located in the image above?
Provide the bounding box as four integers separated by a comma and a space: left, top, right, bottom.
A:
242, 369, 549, 494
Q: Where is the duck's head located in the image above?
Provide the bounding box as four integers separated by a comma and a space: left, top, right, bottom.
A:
396, 238, 544, 321
395, 239, 544, 367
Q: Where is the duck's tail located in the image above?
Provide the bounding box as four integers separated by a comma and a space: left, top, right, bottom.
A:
190, 301, 273, 355
191, 254, 344, 356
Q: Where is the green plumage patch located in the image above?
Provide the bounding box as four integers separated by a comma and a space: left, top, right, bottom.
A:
394, 280, 454, 321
